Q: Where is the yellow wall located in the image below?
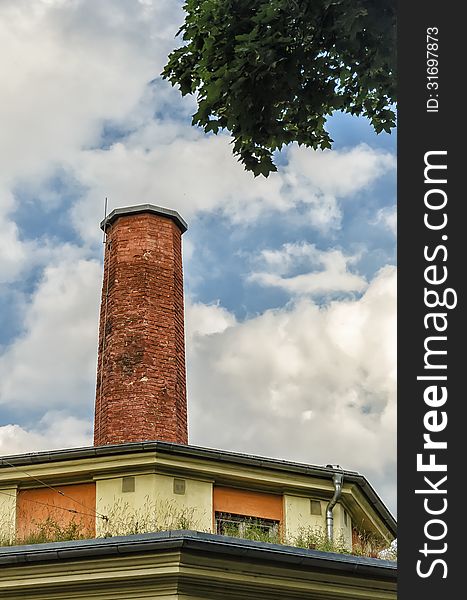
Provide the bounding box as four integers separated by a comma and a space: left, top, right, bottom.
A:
283, 495, 326, 543
95, 474, 212, 536
332, 504, 352, 549
0, 487, 16, 543
283, 495, 352, 550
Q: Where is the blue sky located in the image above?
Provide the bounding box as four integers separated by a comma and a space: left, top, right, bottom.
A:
0, 0, 396, 514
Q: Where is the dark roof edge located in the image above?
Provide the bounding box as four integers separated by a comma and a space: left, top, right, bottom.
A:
100, 204, 188, 233
0, 530, 397, 578
0, 441, 396, 535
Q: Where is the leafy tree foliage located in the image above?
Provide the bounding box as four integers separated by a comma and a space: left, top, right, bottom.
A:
162, 0, 396, 177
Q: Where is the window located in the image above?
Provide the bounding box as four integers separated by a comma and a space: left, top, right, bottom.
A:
215, 512, 279, 541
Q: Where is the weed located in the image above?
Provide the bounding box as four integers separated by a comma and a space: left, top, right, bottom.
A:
98, 496, 202, 538
291, 526, 349, 554
1, 516, 91, 547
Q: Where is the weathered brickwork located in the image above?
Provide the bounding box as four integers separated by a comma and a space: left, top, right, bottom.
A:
94, 208, 188, 445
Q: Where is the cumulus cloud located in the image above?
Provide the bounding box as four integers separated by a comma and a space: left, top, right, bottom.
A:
186, 266, 397, 512
0, 186, 89, 285
0, 412, 92, 456
186, 300, 237, 345
0, 186, 32, 285
70, 132, 396, 245
374, 206, 397, 236
0, 0, 186, 281
286, 143, 395, 198
0, 217, 27, 285
281, 144, 396, 232
0, 255, 101, 412
68, 129, 287, 244
0, 0, 182, 182
248, 242, 368, 297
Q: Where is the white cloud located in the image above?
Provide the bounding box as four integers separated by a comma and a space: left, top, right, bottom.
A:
0, 218, 27, 285
186, 266, 397, 512
248, 242, 367, 296
0, 0, 182, 183
0, 255, 101, 411
374, 206, 397, 236
0, 0, 188, 284
286, 143, 395, 198
281, 144, 396, 232
0, 186, 88, 285
186, 300, 236, 345
0, 186, 31, 285
0, 412, 92, 456
68, 130, 287, 244
67, 124, 397, 248
68, 133, 396, 245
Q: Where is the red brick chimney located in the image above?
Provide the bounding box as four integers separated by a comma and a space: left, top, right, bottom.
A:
94, 204, 188, 446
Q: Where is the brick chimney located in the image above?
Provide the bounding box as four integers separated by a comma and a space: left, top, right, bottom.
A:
94, 204, 188, 446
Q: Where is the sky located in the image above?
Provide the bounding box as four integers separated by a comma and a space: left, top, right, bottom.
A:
0, 0, 397, 515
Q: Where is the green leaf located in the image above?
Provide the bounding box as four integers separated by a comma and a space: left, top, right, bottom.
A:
162, 0, 396, 177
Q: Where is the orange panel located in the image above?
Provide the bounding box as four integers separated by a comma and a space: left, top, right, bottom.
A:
16, 483, 96, 541
213, 487, 283, 522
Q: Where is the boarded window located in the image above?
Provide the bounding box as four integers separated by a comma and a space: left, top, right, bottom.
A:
310, 499, 322, 515
122, 476, 135, 493
16, 483, 96, 542
213, 487, 283, 522
173, 478, 186, 495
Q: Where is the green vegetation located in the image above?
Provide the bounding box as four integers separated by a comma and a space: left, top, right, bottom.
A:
292, 525, 350, 554
351, 527, 388, 558
0, 516, 91, 547
99, 498, 201, 537
1, 502, 394, 561
0, 497, 201, 547
162, 0, 396, 176
219, 517, 282, 545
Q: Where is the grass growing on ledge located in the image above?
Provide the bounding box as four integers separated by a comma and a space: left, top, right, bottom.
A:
0, 505, 394, 561
292, 526, 350, 554
0, 516, 92, 547
98, 498, 203, 538
219, 520, 282, 545
351, 528, 389, 558
0, 498, 204, 547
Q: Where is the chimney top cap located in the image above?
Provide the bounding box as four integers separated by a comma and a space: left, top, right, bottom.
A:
100, 204, 187, 233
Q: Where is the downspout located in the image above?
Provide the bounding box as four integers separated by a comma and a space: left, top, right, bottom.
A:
326, 468, 344, 542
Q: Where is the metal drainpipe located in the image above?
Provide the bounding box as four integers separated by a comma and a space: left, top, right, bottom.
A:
325, 468, 344, 542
